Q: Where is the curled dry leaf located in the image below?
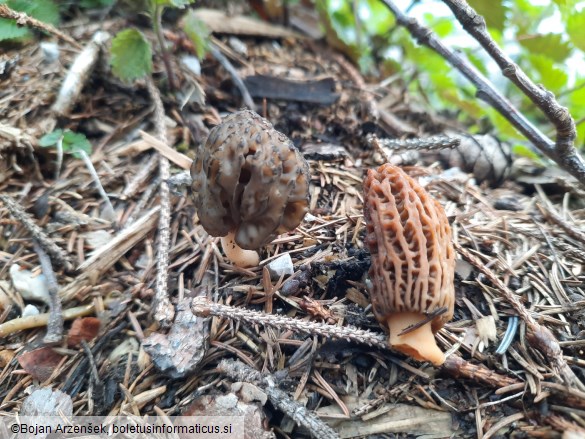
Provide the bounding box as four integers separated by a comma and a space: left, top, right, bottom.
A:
18, 347, 64, 382
190, 109, 310, 267
363, 163, 455, 366
66, 317, 101, 348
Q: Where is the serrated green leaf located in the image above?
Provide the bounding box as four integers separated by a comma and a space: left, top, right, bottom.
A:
39, 129, 64, 147
110, 29, 152, 82
466, 0, 507, 31
62, 131, 92, 158
525, 53, 568, 92
518, 33, 572, 63
8, 0, 59, 25
0, 18, 31, 41
567, 9, 585, 52
0, 0, 59, 41
182, 10, 210, 60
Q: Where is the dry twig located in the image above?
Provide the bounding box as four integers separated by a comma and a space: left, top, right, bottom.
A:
380, 0, 585, 185
33, 239, 63, 343
146, 78, 175, 327
0, 194, 73, 271
442, 0, 582, 179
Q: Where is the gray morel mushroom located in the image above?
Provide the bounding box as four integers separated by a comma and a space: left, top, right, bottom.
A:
190, 110, 310, 268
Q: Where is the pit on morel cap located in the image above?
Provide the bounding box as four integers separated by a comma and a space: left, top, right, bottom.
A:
190, 109, 310, 268
363, 163, 455, 366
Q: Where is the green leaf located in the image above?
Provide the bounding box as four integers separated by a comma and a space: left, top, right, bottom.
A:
553, 0, 579, 19
567, 9, 585, 52
518, 33, 572, 63
466, 0, 507, 31
525, 53, 568, 92
0, 18, 30, 41
80, 0, 116, 8
110, 29, 152, 82
423, 14, 455, 39
486, 108, 522, 140
39, 129, 64, 147
0, 0, 59, 41
62, 131, 92, 158
8, 0, 59, 25
513, 144, 543, 161
182, 10, 210, 60
360, 0, 395, 36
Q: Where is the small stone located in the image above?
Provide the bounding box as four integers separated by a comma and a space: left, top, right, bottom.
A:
10, 265, 50, 304
40, 42, 60, 63
22, 304, 40, 317
181, 55, 201, 76
266, 254, 294, 280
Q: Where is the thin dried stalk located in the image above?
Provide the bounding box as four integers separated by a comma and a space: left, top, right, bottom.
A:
442, 0, 581, 173
33, 240, 63, 343
146, 77, 175, 327
0, 194, 73, 271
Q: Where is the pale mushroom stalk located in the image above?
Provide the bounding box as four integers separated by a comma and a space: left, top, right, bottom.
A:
220, 230, 260, 268
363, 163, 455, 367
385, 312, 445, 366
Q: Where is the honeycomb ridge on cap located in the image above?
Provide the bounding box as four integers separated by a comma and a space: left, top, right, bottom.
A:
363, 163, 455, 333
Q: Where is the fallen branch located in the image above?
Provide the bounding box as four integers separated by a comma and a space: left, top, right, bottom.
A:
146, 78, 175, 327
380, 0, 585, 185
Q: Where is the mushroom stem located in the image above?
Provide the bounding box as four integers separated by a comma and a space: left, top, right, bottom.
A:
386, 312, 445, 366
220, 231, 260, 268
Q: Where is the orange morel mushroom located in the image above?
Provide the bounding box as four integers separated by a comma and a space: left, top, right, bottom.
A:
363, 163, 455, 366
190, 110, 310, 268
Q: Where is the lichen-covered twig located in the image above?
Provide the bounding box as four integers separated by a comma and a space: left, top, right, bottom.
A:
218, 359, 340, 439
379, 0, 585, 185
454, 242, 585, 392
146, 78, 175, 327
191, 296, 388, 348
33, 240, 63, 343
371, 134, 461, 151
0, 4, 82, 49
0, 194, 73, 271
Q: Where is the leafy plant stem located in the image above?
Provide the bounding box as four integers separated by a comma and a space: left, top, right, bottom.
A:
153, 4, 176, 91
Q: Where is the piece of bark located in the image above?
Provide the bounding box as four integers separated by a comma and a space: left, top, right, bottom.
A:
244, 75, 339, 105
